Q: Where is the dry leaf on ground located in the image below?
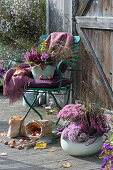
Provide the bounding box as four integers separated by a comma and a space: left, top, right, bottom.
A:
34, 142, 47, 149
49, 150, 56, 152
60, 163, 72, 168
0, 132, 7, 136
0, 152, 8, 156
45, 109, 55, 115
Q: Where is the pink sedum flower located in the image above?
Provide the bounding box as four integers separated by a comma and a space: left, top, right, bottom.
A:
57, 104, 86, 121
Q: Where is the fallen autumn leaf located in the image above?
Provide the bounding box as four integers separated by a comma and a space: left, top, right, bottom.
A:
34, 142, 47, 149
60, 163, 72, 168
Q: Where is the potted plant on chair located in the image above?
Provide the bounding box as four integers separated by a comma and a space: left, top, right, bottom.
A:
24, 40, 73, 80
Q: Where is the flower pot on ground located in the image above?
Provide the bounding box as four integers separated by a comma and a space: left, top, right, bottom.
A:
26, 120, 55, 140
61, 135, 104, 156
55, 104, 110, 156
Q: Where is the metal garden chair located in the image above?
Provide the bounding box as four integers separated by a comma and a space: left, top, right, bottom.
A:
7, 34, 80, 142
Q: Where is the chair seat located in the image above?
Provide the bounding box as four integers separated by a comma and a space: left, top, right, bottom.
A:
28, 76, 72, 88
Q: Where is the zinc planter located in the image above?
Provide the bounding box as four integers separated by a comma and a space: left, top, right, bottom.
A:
60, 135, 103, 156
31, 65, 56, 79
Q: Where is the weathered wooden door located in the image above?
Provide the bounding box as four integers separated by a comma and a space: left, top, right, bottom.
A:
75, 0, 113, 106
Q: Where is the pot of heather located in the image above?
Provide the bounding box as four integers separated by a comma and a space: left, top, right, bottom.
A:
55, 104, 110, 156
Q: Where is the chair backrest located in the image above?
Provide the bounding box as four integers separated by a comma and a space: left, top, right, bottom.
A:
39, 34, 81, 69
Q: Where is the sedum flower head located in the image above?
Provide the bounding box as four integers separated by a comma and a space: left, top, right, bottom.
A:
57, 104, 86, 121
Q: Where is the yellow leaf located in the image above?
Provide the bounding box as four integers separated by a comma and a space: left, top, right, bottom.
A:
49, 150, 56, 152
60, 163, 72, 168
34, 142, 47, 149
46, 109, 54, 115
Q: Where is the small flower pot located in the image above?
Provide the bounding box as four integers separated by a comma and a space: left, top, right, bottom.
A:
31, 65, 56, 79
60, 135, 104, 156
26, 120, 55, 140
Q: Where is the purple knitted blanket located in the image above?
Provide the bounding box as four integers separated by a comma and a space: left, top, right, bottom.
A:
3, 65, 32, 104
45, 32, 73, 52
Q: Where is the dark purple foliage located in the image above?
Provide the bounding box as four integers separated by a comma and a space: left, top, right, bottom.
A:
80, 112, 110, 138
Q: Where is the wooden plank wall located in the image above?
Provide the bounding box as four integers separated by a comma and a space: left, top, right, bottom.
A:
75, 0, 113, 107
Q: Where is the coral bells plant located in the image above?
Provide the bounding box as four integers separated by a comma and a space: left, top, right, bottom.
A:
56, 104, 110, 143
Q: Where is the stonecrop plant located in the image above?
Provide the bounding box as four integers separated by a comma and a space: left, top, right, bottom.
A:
55, 104, 110, 143
99, 114, 113, 170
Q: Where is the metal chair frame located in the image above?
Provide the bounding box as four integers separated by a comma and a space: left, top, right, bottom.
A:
8, 35, 80, 142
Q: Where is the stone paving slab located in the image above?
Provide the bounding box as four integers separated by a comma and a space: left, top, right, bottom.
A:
0, 94, 102, 170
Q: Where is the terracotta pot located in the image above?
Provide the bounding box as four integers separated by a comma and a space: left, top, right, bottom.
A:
7, 116, 26, 138
26, 120, 55, 140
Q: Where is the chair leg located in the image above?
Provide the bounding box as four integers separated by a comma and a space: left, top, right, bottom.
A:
49, 92, 62, 110
50, 90, 71, 144
23, 94, 43, 119
19, 92, 43, 137
66, 90, 71, 105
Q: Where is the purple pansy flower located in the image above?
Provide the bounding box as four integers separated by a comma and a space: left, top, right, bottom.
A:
107, 114, 113, 122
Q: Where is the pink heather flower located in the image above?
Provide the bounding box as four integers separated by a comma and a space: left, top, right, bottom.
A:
62, 122, 88, 142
